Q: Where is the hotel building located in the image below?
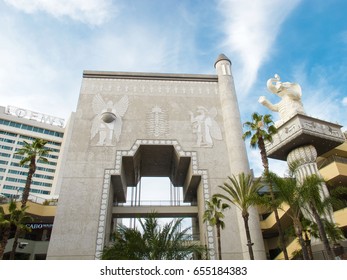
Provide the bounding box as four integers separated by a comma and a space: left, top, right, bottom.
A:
0, 105, 64, 200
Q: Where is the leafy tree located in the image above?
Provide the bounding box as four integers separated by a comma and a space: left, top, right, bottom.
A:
299, 175, 347, 259
302, 217, 345, 259
101, 215, 206, 260
242, 113, 277, 171
266, 171, 314, 259
15, 138, 51, 208
283, 218, 314, 260
215, 172, 263, 260
203, 196, 229, 260
0, 205, 11, 259
242, 112, 289, 259
0, 201, 32, 260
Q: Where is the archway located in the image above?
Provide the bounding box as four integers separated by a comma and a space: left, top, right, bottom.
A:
95, 140, 216, 259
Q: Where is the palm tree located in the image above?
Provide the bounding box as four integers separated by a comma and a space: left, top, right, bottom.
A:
0, 201, 32, 260
9, 203, 33, 260
203, 196, 229, 260
303, 217, 345, 259
300, 174, 337, 260
266, 171, 310, 259
15, 138, 51, 208
0, 205, 11, 259
242, 113, 276, 171
101, 215, 206, 260
215, 172, 263, 260
242, 112, 289, 259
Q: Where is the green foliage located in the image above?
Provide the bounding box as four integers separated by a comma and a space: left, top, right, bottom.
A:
14, 138, 51, 208
264, 171, 300, 219
203, 196, 230, 260
203, 196, 229, 229
303, 217, 345, 244
242, 112, 277, 149
215, 173, 262, 217
0, 206, 10, 229
15, 138, 51, 167
101, 215, 206, 260
0, 201, 33, 259
215, 172, 263, 260
7, 201, 33, 231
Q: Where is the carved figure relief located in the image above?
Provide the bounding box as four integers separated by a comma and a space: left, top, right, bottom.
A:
259, 74, 306, 125
189, 106, 222, 147
147, 106, 169, 137
90, 94, 129, 146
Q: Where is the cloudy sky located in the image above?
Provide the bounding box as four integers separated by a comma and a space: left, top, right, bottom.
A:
1, 0, 347, 177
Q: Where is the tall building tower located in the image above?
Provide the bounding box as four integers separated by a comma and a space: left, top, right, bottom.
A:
0, 105, 64, 200
47, 55, 266, 260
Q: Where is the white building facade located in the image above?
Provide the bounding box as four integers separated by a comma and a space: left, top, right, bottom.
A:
0, 105, 64, 200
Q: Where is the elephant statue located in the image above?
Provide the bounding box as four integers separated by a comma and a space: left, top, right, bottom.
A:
259, 74, 306, 125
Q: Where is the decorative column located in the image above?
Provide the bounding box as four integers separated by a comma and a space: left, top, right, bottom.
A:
260, 74, 345, 253
287, 145, 334, 223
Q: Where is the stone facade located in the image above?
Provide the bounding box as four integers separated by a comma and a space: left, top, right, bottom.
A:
47, 55, 266, 260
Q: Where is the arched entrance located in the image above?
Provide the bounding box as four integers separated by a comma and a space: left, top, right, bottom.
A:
95, 140, 216, 259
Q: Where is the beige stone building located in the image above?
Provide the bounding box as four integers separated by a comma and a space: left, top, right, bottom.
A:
47, 54, 266, 260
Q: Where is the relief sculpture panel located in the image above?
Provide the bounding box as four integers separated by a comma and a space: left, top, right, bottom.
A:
90, 94, 129, 146
189, 106, 222, 147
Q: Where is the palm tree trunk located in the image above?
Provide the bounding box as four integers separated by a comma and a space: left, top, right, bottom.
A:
304, 231, 314, 260
242, 213, 254, 260
9, 225, 21, 260
216, 224, 222, 260
294, 219, 310, 260
258, 139, 289, 260
0, 227, 10, 260
272, 206, 289, 259
311, 206, 335, 260
21, 159, 36, 208
266, 172, 289, 260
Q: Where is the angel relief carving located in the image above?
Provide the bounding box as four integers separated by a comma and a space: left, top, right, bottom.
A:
189, 106, 222, 147
90, 94, 129, 146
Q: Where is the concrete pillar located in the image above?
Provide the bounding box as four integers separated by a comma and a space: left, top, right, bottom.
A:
214, 54, 250, 174
214, 54, 266, 259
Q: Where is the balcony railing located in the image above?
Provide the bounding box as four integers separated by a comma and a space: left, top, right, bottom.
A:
318, 155, 347, 169
114, 200, 196, 207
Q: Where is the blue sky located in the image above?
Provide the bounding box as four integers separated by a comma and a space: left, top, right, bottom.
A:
1, 0, 347, 176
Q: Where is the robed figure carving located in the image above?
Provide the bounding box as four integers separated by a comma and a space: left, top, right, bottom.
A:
189, 106, 222, 147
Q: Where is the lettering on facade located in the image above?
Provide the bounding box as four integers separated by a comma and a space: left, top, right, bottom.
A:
26, 223, 53, 229
5, 105, 65, 127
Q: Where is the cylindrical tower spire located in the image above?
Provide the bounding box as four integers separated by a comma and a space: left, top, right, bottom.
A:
215, 54, 249, 174
215, 54, 266, 260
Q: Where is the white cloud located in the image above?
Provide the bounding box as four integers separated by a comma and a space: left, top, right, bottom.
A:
0, 11, 173, 120
4, 0, 116, 25
218, 0, 301, 95
342, 97, 347, 106
290, 64, 347, 130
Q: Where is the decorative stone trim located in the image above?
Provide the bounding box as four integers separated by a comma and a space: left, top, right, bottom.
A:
95, 169, 112, 259
82, 78, 218, 97
201, 170, 216, 259
287, 144, 317, 166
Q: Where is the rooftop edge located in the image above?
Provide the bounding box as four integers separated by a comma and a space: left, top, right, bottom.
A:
83, 70, 218, 82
